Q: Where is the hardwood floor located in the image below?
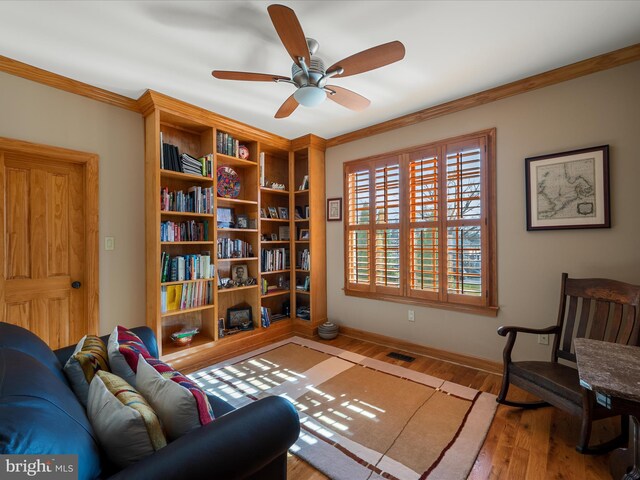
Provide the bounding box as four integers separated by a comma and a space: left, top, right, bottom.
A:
283, 334, 616, 480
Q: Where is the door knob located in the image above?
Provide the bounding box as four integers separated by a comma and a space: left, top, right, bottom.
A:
71, 281, 82, 289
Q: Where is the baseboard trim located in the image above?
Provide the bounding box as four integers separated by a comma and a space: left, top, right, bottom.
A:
338, 326, 502, 375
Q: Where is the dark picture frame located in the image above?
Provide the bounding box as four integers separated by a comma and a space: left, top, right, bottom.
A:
268, 206, 279, 219
278, 206, 289, 220
227, 306, 253, 330
327, 197, 342, 221
525, 145, 610, 231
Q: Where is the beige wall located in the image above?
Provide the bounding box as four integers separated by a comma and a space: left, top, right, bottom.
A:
325, 61, 640, 363
0, 72, 145, 335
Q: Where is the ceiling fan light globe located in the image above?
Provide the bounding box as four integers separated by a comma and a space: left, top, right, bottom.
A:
293, 86, 326, 107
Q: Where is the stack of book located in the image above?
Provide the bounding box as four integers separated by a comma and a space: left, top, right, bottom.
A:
160, 220, 209, 242
180, 153, 204, 176
160, 253, 214, 282
217, 238, 253, 259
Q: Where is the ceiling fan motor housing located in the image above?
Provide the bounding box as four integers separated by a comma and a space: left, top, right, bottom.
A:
292, 56, 326, 87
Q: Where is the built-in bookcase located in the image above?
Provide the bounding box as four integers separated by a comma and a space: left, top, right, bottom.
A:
142, 91, 326, 366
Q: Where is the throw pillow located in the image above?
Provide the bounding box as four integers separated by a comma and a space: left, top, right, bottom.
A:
136, 355, 215, 440
87, 370, 166, 467
63, 335, 110, 407
107, 326, 151, 387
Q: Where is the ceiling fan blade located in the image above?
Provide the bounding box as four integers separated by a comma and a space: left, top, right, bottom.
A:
275, 94, 299, 118
212, 71, 290, 82
267, 4, 310, 67
328, 41, 405, 78
326, 86, 371, 111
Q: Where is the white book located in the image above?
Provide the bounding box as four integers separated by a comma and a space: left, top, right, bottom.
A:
260, 152, 265, 187
177, 257, 186, 281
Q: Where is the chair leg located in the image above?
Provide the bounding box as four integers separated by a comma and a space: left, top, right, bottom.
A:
576, 390, 627, 454
496, 370, 550, 408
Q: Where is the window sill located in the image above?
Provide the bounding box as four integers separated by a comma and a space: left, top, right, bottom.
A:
344, 289, 499, 317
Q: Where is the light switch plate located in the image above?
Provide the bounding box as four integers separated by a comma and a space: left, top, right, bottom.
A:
104, 237, 115, 251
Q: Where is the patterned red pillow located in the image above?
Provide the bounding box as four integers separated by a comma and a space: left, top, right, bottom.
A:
107, 326, 151, 387
145, 357, 214, 426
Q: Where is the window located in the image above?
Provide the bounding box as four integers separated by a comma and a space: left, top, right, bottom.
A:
343, 129, 497, 316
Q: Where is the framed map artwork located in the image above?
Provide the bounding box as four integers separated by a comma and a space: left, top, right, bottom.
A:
525, 145, 609, 231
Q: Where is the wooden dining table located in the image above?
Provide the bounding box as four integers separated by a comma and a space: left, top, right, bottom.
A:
574, 338, 640, 480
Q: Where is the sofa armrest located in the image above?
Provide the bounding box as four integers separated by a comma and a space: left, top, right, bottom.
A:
108, 396, 300, 480
54, 326, 159, 365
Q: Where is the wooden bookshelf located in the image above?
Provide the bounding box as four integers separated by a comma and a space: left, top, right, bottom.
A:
143, 92, 326, 364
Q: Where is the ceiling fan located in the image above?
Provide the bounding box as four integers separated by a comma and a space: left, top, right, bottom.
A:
211, 4, 406, 118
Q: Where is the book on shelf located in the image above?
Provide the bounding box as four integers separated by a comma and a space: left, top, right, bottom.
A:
217, 238, 253, 259
160, 220, 209, 242
160, 140, 213, 177
161, 186, 214, 214
261, 306, 271, 328
160, 252, 215, 282
259, 152, 265, 187
297, 249, 310, 270
261, 247, 289, 272
161, 280, 213, 313
216, 131, 241, 158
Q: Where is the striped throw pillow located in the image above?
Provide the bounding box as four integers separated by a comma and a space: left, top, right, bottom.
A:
136, 355, 215, 440
64, 335, 110, 407
87, 370, 166, 467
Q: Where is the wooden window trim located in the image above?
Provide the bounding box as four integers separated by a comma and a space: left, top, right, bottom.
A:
343, 129, 498, 317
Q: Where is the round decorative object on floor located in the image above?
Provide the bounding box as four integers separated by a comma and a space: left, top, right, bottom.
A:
318, 321, 339, 340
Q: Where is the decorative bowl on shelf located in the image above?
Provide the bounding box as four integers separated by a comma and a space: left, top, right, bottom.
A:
170, 327, 199, 347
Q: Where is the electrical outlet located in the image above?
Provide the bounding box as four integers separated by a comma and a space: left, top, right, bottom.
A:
538, 334, 549, 345
408, 310, 415, 322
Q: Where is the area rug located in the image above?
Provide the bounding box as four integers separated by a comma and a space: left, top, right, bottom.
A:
188, 337, 497, 480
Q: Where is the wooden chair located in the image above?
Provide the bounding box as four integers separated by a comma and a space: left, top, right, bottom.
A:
497, 272, 640, 453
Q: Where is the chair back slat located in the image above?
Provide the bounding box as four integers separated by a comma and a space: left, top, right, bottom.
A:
562, 296, 579, 352
605, 303, 623, 343
589, 300, 611, 340
576, 298, 591, 339
618, 306, 639, 345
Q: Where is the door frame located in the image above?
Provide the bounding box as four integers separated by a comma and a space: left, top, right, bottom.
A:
0, 136, 99, 335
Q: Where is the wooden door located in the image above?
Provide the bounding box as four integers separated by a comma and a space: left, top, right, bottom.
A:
0, 137, 99, 349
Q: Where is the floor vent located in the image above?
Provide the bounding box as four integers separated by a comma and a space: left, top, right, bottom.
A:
387, 352, 415, 362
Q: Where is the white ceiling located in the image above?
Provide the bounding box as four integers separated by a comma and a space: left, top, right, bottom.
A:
1, 1, 639, 140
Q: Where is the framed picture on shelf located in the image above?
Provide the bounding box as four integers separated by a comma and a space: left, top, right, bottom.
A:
231, 264, 249, 283
278, 207, 289, 219
305, 205, 310, 219
294, 206, 304, 220
299, 228, 310, 240
268, 206, 279, 219
236, 214, 249, 229
327, 198, 342, 221
279, 225, 290, 240
271, 233, 278, 241
217, 207, 235, 228
525, 145, 610, 230
260, 208, 268, 218
227, 306, 253, 330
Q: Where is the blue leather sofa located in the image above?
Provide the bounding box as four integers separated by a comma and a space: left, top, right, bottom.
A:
0, 322, 300, 479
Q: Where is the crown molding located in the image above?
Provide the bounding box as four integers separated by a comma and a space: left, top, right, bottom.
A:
326, 42, 640, 147
0, 55, 140, 112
